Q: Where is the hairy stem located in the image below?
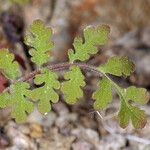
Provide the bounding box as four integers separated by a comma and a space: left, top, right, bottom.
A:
16, 62, 102, 82
4, 62, 102, 92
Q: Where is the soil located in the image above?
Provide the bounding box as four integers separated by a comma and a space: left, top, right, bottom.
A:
0, 0, 150, 150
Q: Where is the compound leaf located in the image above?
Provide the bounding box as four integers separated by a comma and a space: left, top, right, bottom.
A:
0, 20, 149, 129
99, 56, 135, 76
118, 87, 149, 129
28, 68, 60, 114
25, 20, 54, 66
68, 25, 110, 62
93, 76, 112, 109
61, 66, 85, 104
0, 49, 20, 79
0, 82, 34, 123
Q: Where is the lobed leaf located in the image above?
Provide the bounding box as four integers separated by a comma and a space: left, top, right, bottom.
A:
118, 87, 149, 129
93, 76, 112, 109
0, 49, 20, 79
61, 66, 85, 104
118, 100, 147, 129
25, 20, 54, 66
68, 25, 110, 62
28, 68, 60, 114
0, 20, 149, 129
99, 56, 135, 76
0, 82, 34, 123
125, 86, 149, 104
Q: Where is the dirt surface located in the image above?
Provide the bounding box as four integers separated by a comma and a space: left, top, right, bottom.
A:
0, 0, 150, 150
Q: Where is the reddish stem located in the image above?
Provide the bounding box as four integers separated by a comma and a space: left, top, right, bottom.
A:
4, 62, 102, 92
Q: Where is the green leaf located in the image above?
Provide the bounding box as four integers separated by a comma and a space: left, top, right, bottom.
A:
99, 56, 135, 76
68, 25, 110, 62
118, 100, 130, 128
28, 68, 60, 114
125, 86, 149, 104
93, 76, 112, 109
0, 92, 10, 108
61, 66, 85, 104
25, 20, 54, 66
0, 49, 20, 79
118, 87, 149, 129
118, 100, 147, 129
1, 82, 34, 123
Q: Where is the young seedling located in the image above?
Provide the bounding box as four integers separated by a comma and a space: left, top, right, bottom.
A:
0, 20, 149, 129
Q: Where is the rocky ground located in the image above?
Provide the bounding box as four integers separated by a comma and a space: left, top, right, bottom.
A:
0, 0, 150, 150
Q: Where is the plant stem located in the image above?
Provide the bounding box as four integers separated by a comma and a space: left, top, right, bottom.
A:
4, 62, 103, 92
15, 62, 102, 82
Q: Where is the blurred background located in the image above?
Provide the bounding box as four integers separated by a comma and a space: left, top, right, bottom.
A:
0, 0, 150, 149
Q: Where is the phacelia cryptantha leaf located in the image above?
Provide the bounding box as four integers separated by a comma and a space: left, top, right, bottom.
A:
25, 20, 54, 66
